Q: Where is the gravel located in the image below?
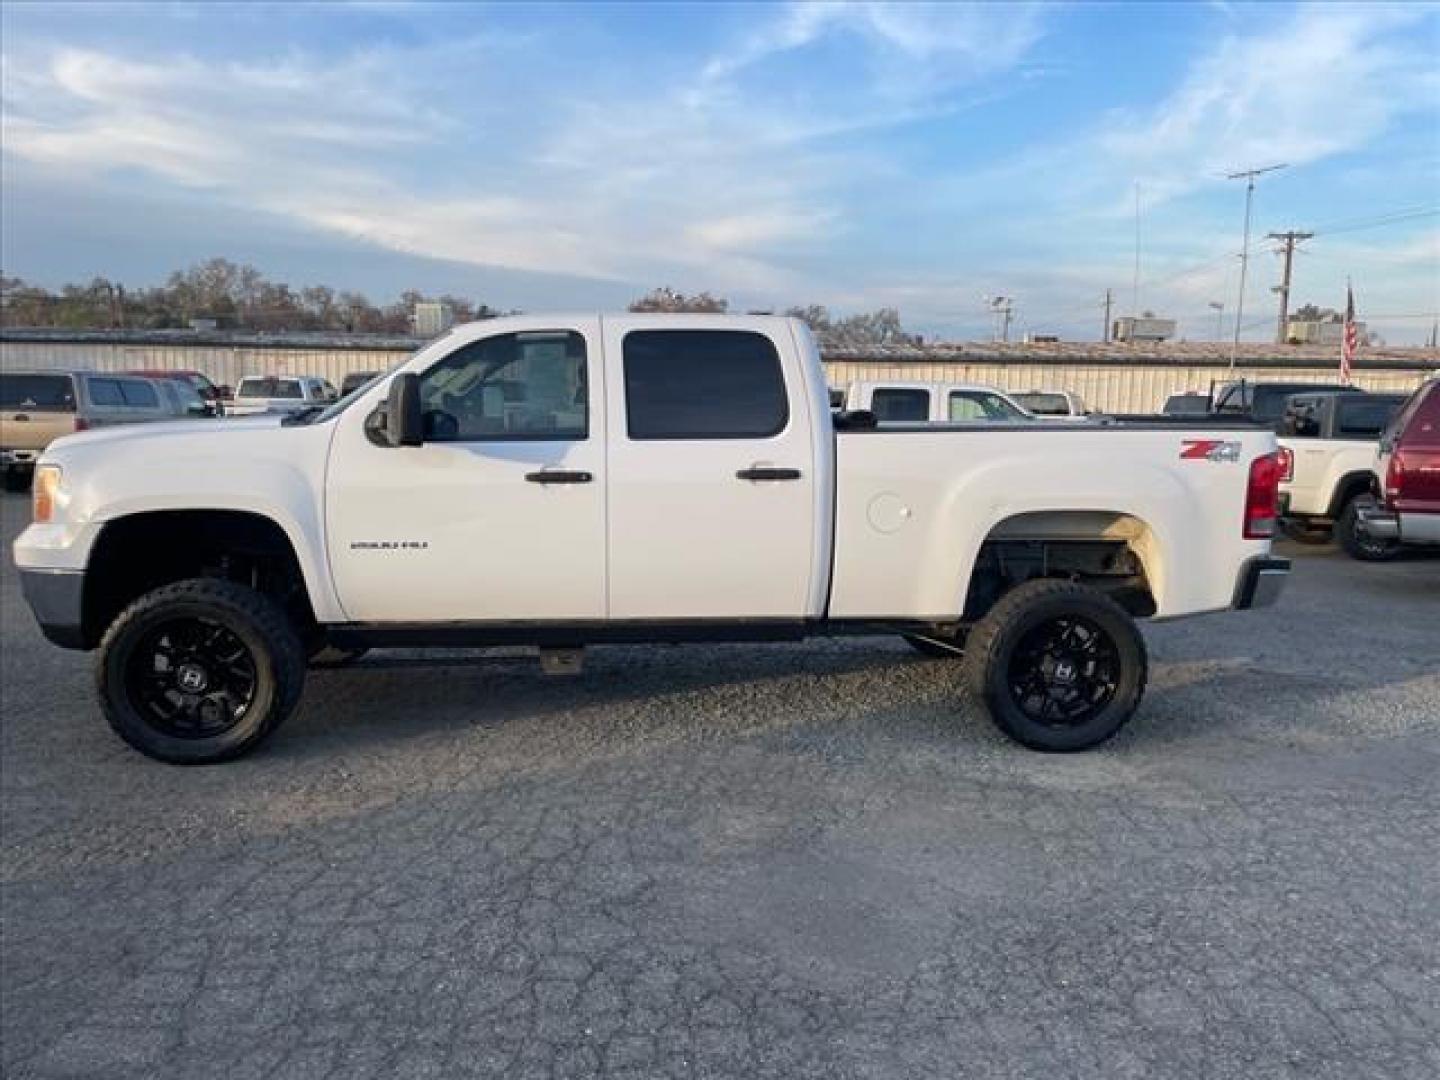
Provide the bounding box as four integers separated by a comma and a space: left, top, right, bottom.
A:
2, 491, 1437, 1079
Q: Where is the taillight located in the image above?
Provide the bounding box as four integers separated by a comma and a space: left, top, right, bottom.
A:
1276, 446, 1294, 482
1244, 452, 1282, 539
1385, 450, 1405, 505
73, 417, 90, 432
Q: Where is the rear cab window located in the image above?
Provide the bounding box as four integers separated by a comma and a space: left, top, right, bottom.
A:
869, 388, 930, 422
623, 330, 787, 439
1, 374, 76, 411
1399, 382, 1440, 447
1335, 396, 1402, 438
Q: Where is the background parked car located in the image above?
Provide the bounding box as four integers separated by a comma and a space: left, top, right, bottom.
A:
227, 375, 338, 416
1012, 389, 1088, 419
340, 371, 383, 397
1276, 390, 1409, 548
1352, 377, 1440, 560
2, 371, 207, 490
126, 369, 229, 414
843, 380, 1032, 422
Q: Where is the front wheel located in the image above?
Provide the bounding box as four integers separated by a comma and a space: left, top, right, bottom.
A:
96, 578, 306, 764
1336, 495, 1400, 562
963, 580, 1147, 751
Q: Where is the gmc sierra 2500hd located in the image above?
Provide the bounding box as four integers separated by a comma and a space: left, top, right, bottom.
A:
15, 314, 1289, 763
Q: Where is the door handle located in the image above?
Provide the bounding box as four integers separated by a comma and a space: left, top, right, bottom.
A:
525, 470, 593, 484
736, 467, 802, 481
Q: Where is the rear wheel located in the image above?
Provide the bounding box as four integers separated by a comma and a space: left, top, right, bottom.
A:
963, 580, 1147, 751
96, 578, 305, 764
1336, 495, 1399, 562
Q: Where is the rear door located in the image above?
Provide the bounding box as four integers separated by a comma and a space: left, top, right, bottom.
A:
1, 374, 78, 458
602, 319, 818, 619
1392, 383, 1440, 540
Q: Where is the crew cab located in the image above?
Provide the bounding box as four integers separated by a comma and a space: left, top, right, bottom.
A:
1276, 390, 1408, 552
14, 315, 1288, 763
841, 380, 1033, 422
1353, 377, 1440, 560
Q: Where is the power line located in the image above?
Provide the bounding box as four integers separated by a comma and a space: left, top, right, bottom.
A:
1225, 163, 1288, 368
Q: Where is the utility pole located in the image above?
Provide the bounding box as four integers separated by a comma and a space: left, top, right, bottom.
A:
1267, 229, 1312, 344
1226, 163, 1287, 368
1103, 289, 1113, 343
1132, 182, 1142, 316
1208, 300, 1224, 341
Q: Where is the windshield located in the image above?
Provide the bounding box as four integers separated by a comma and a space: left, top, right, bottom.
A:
1015, 392, 1070, 415
948, 391, 1027, 421
1, 374, 76, 411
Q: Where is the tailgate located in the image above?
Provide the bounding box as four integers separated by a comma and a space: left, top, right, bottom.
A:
1, 409, 76, 455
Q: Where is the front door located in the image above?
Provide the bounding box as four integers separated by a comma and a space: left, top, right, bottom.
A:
326, 320, 606, 622
601, 319, 819, 620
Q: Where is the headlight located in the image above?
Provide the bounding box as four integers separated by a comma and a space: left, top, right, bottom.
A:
32, 465, 63, 523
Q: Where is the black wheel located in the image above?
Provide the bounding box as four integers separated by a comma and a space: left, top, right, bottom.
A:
1280, 518, 1331, 545
96, 578, 305, 764
963, 580, 1147, 752
902, 630, 967, 658
308, 644, 370, 668
1336, 495, 1399, 562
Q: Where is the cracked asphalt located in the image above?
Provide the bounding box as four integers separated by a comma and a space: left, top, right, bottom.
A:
1, 491, 1437, 1079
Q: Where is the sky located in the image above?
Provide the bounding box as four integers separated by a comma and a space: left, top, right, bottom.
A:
2, 1, 1437, 343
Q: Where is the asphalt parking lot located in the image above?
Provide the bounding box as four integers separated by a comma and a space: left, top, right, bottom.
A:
1, 492, 1437, 1080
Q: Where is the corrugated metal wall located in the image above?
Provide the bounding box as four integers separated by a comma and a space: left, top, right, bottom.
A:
3, 339, 1433, 413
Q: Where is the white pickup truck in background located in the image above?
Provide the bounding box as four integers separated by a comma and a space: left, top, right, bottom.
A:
841, 380, 1033, 422
227, 375, 339, 417
1276, 390, 1408, 554
15, 314, 1288, 763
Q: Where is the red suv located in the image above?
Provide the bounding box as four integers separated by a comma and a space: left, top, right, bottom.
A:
1351, 377, 1440, 559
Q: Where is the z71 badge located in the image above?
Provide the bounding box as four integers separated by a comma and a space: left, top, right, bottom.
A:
1179, 439, 1241, 462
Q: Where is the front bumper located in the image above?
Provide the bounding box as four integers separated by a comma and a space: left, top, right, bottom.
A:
1233, 555, 1290, 610
18, 568, 86, 649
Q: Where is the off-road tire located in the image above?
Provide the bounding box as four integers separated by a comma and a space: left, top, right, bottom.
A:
963, 579, 1147, 752
1336, 495, 1400, 562
96, 578, 305, 764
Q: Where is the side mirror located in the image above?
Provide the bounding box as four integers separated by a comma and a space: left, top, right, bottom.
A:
385, 373, 424, 447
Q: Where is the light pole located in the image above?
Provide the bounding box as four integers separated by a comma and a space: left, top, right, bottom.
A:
1208, 301, 1224, 342
984, 296, 1014, 343
1226, 163, 1287, 368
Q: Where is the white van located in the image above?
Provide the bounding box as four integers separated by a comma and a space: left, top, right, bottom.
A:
841, 380, 1033, 423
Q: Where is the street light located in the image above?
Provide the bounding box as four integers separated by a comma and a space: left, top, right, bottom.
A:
1208, 300, 1225, 342
1225, 163, 1288, 368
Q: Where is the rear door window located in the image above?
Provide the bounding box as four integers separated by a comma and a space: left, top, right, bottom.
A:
1, 374, 75, 411
870, 388, 930, 422
623, 330, 787, 439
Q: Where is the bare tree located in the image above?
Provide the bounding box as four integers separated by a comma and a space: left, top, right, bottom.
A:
628, 287, 729, 313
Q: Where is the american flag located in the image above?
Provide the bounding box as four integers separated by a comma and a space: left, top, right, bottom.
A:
1340, 282, 1357, 383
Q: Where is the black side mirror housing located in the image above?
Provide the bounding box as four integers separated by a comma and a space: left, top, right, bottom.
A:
387, 373, 424, 447
367, 373, 424, 447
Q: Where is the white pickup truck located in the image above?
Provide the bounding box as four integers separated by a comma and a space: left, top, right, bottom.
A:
1276, 390, 1408, 554
14, 314, 1288, 763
